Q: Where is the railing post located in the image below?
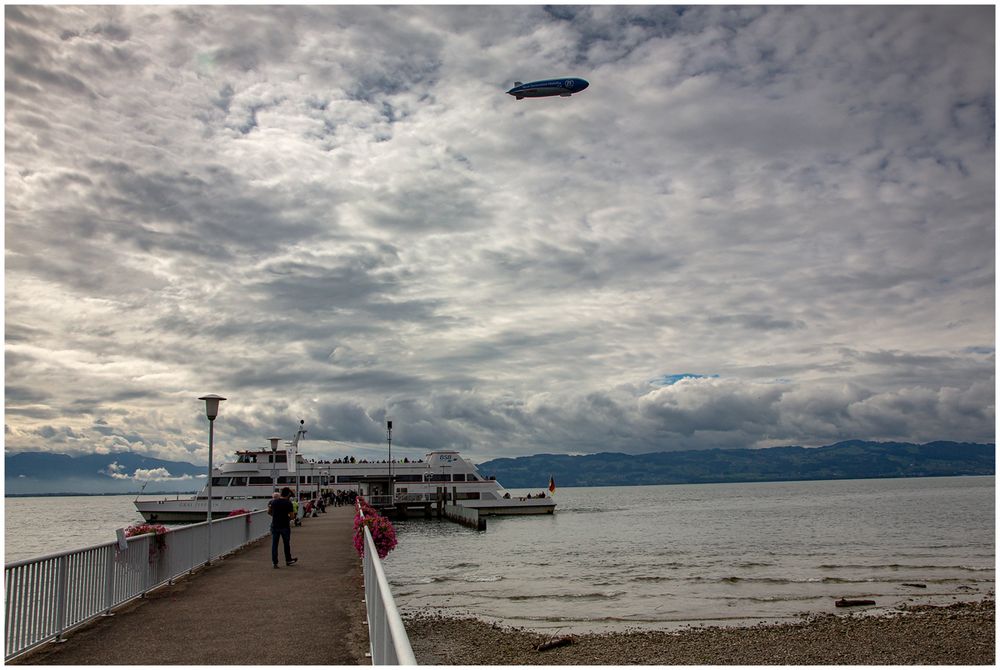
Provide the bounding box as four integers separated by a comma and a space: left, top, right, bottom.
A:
54, 554, 68, 642
103, 547, 115, 614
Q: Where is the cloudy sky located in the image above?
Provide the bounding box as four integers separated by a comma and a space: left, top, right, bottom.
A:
5, 5, 995, 470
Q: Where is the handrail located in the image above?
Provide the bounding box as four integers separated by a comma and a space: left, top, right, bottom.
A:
357, 501, 416, 665
4, 510, 271, 661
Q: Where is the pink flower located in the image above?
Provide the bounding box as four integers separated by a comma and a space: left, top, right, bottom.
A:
125, 523, 168, 538
125, 522, 169, 562
353, 502, 398, 559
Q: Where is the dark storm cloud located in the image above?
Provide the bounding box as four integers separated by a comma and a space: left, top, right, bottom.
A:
4, 6, 993, 464
706, 314, 805, 332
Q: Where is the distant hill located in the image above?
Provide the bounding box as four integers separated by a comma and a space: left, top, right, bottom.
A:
476, 441, 996, 489
5, 440, 995, 495
5, 451, 203, 495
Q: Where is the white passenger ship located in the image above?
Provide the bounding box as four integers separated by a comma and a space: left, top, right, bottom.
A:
134, 423, 555, 522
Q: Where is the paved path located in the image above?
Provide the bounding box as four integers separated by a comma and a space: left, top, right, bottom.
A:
14, 505, 370, 665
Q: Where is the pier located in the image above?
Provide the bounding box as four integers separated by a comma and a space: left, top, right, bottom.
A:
372, 488, 486, 530
10, 506, 371, 665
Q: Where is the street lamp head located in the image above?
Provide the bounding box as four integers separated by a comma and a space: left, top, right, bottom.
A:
198, 394, 227, 420
268, 437, 281, 452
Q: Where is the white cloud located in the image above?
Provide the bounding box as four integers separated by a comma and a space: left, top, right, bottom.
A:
103, 462, 193, 482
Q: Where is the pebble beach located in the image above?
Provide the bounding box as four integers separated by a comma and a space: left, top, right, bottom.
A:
404, 599, 994, 665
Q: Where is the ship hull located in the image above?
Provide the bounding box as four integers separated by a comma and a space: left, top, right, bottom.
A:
135, 497, 269, 523
467, 500, 555, 515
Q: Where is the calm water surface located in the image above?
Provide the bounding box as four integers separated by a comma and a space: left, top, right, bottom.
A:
5, 495, 164, 563
383, 476, 994, 632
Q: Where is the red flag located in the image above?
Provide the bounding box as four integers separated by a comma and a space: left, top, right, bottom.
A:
548, 476, 556, 494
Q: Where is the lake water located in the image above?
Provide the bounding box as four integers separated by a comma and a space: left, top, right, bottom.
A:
382, 476, 995, 633
4, 477, 994, 633
5, 495, 168, 563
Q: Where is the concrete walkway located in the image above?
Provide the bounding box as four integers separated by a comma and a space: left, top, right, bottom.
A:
14, 505, 371, 665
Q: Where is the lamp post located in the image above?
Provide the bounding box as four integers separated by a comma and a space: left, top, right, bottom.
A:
198, 394, 225, 564
386, 419, 393, 502
268, 437, 281, 493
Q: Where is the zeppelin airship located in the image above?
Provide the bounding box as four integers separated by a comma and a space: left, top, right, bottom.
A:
507, 77, 589, 100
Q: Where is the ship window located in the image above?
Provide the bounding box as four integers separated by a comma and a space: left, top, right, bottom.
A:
270, 455, 287, 463
211, 477, 231, 486
455, 491, 480, 500
452, 473, 466, 482
429, 474, 451, 482
394, 474, 423, 483
230, 477, 248, 486
467, 473, 479, 481
277, 476, 295, 484
249, 477, 272, 485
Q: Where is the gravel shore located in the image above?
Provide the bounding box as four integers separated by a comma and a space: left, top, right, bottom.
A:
404, 599, 994, 665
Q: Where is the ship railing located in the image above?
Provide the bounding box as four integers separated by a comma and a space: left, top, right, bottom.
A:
357, 501, 416, 665
3, 510, 271, 662
369, 493, 438, 507
392, 493, 435, 503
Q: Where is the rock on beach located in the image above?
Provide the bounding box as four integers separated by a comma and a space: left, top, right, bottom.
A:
403, 599, 994, 665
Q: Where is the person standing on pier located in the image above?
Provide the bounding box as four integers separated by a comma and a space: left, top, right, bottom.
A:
268, 487, 298, 568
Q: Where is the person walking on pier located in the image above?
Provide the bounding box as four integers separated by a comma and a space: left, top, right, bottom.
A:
268, 487, 298, 568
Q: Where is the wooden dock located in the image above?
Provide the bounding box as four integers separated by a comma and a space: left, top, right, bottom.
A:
10, 506, 371, 665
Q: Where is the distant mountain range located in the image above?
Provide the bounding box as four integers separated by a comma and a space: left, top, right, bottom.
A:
5, 451, 204, 495
476, 440, 996, 489
4, 440, 995, 495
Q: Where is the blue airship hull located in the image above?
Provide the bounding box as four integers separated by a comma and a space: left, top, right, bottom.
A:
507, 78, 589, 100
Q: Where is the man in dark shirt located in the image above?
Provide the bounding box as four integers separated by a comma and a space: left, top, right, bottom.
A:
269, 487, 298, 568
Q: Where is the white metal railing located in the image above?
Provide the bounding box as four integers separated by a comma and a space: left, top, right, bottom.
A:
392, 493, 434, 503
357, 502, 416, 665
370, 493, 442, 506
4, 510, 271, 661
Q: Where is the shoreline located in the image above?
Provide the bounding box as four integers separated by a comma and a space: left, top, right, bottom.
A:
403, 598, 994, 665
